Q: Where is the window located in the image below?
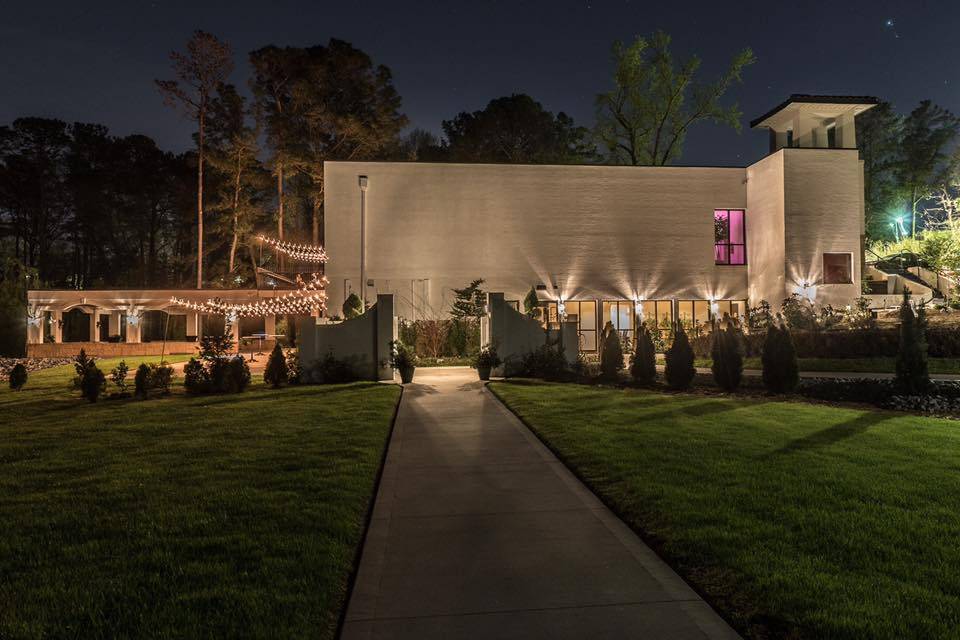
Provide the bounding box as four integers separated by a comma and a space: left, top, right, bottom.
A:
714, 209, 746, 265
602, 300, 634, 345
640, 300, 673, 347
563, 300, 597, 351
823, 253, 853, 284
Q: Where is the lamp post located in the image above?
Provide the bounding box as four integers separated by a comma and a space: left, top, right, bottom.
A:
359, 175, 368, 308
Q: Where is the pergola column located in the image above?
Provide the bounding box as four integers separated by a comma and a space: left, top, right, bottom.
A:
264, 314, 276, 337
186, 312, 199, 339
27, 316, 43, 344
51, 310, 63, 343
126, 314, 141, 343
89, 308, 100, 342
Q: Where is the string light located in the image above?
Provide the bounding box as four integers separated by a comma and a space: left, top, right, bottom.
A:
257, 235, 328, 264
170, 274, 329, 318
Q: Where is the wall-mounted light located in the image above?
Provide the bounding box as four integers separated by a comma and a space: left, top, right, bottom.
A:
710, 299, 720, 315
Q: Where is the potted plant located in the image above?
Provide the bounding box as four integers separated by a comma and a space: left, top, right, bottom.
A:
389, 340, 418, 383
473, 345, 502, 381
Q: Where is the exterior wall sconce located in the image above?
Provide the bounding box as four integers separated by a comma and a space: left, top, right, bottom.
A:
557, 300, 566, 318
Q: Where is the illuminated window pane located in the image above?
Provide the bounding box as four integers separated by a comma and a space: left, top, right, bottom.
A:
714, 208, 746, 265
579, 301, 596, 329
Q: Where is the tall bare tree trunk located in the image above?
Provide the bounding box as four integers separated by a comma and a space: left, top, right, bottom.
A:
228, 148, 242, 275
277, 165, 285, 272
312, 197, 320, 246
197, 107, 205, 289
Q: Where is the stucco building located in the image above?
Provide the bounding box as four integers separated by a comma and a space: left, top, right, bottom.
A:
323, 95, 878, 350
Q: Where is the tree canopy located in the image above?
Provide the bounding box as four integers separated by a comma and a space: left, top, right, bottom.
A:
594, 31, 755, 166
440, 94, 594, 164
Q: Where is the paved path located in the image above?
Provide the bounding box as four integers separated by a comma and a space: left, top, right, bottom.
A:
341, 368, 739, 639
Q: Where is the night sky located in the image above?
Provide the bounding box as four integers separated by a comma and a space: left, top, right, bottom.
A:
3, 0, 958, 166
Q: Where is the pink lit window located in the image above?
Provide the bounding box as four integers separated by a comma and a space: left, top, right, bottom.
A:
714, 209, 746, 265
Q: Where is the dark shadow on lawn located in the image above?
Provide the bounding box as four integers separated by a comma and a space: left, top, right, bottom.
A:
766, 410, 892, 457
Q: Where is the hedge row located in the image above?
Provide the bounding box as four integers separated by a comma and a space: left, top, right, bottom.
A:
690, 327, 960, 359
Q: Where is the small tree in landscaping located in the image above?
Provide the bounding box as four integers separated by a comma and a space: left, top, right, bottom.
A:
665, 323, 696, 390
894, 291, 931, 395
600, 328, 625, 380
264, 342, 288, 388
9, 363, 27, 391
711, 320, 744, 391
73, 349, 106, 402
523, 287, 539, 317
342, 293, 363, 319
761, 324, 799, 393
110, 360, 129, 394
630, 322, 657, 386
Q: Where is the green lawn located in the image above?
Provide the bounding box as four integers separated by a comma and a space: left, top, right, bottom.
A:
489, 380, 960, 639
658, 355, 960, 374
1, 357, 400, 639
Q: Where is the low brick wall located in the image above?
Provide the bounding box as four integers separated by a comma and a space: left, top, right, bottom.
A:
27, 342, 201, 358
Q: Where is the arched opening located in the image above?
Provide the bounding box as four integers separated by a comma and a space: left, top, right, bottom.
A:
62, 308, 91, 342
141, 311, 187, 342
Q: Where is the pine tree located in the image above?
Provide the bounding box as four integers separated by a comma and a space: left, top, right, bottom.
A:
523, 287, 539, 317
894, 291, 930, 394
600, 328, 625, 380
264, 342, 288, 388
761, 324, 799, 393
711, 323, 744, 391
665, 323, 696, 390
630, 322, 657, 386
450, 279, 486, 319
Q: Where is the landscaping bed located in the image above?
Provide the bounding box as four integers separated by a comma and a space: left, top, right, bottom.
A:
0, 357, 400, 639
489, 380, 960, 640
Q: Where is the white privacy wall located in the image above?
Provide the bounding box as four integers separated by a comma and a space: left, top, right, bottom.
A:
324, 161, 749, 318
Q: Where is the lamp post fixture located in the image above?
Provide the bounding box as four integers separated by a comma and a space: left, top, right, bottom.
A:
359, 175, 369, 308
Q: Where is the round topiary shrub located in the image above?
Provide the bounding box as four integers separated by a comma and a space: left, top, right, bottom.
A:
9, 363, 28, 391
342, 293, 364, 319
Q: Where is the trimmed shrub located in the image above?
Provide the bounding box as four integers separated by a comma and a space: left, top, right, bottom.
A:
226, 357, 251, 393
630, 323, 657, 386
599, 329, 624, 381
761, 325, 799, 393
183, 358, 207, 394
305, 351, 358, 384
523, 287, 539, 317
711, 323, 744, 391
518, 342, 568, 381
134, 363, 151, 399
151, 364, 173, 394
264, 343, 288, 388
894, 292, 931, 395
342, 293, 363, 319
664, 324, 696, 390
9, 363, 27, 391
80, 364, 106, 403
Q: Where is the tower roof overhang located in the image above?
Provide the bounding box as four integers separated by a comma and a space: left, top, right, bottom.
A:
750, 95, 880, 130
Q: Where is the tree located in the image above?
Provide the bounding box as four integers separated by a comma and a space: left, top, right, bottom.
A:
600, 328, 624, 380
450, 279, 486, 319
894, 291, 930, 395
711, 321, 744, 391
249, 46, 299, 270
856, 101, 903, 240
664, 323, 696, 389
761, 324, 799, 393
342, 292, 363, 319
287, 40, 407, 245
264, 342, 288, 388
896, 101, 960, 237
398, 128, 442, 161
157, 30, 234, 288
523, 288, 539, 317
595, 31, 755, 166
441, 94, 593, 164
206, 83, 266, 282
630, 322, 657, 385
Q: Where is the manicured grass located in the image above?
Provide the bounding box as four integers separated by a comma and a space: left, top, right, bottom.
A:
659, 355, 960, 374
1, 358, 400, 639
489, 380, 960, 639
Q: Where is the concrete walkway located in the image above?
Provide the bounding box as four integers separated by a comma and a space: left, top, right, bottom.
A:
341, 368, 739, 639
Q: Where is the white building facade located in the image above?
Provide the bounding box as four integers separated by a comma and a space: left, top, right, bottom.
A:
323, 95, 877, 350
